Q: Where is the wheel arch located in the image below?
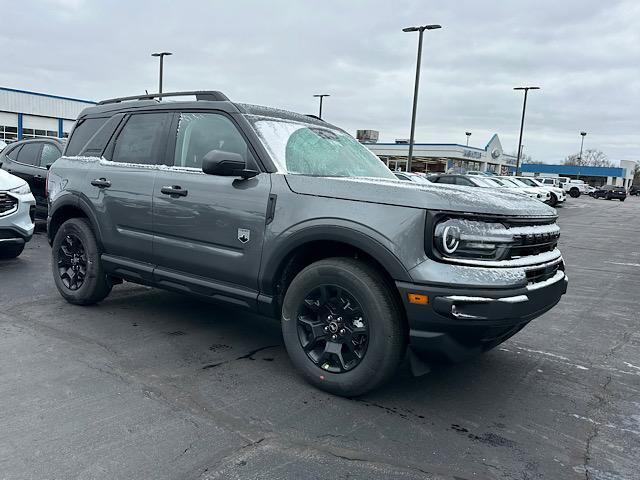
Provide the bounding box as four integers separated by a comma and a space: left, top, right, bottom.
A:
259, 224, 411, 320
47, 197, 103, 249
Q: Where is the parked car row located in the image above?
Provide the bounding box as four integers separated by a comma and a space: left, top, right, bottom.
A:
394, 172, 565, 206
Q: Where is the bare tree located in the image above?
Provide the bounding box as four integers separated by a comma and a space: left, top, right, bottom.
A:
564, 149, 612, 167
509, 151, 533, 163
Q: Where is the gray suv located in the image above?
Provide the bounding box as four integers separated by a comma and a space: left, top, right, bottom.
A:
47, 91, 568, 396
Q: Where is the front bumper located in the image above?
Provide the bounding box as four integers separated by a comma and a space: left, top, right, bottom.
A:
0, 191, 35, 246
397, 269, 568, 362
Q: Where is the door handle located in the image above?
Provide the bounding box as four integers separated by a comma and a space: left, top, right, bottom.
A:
91, 178, 111, 188
161, 185, 188, 197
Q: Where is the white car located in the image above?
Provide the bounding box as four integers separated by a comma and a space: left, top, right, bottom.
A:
514, 176, 566, 207
0, 169, 36, 259
558, 177, 590, 198
496, 177, 551, 203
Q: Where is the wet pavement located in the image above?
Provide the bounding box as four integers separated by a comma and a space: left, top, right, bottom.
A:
1, 195, 639, 479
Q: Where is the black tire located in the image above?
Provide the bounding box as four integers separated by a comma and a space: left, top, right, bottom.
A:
569, 188, 580, 198
620, 198, 625, 202
548, 193, 558, 207
0, 243, 25, 259
281, 258, 406, 397
51, 218, 112, 305
606, 195, 612, 200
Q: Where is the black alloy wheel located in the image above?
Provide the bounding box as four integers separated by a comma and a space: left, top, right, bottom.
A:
57, 233, 87, 290
296, 284, 369, 373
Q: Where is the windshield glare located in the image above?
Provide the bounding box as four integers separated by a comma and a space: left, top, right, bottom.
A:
248, 116, 396, 179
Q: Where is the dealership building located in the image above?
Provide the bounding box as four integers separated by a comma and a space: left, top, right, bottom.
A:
363, 133, 517, 174
0, 86, 95, 144
521, 161, 636, 188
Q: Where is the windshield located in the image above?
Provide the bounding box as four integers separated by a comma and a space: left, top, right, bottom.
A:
470, 177, 493, 187
248, 116, 396, 179
503, 178, 529, 188
496, 178, 518, 188
516, 177, 538, 187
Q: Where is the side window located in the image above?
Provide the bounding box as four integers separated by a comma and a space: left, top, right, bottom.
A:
16, 143, 42, 166
455, 177, 474, 186
40, 143, 61, 167
436, 176, 455, 185
6, 145, 22, 160
173, 112, 251, 169
65, 118, 108, 156
112, 113, 169, 165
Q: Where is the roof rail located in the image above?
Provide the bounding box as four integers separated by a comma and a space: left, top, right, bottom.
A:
97, 90, 230, 105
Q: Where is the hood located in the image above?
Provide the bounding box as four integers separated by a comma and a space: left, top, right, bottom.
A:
0, 168, 27, 191
285, 175, 556, 217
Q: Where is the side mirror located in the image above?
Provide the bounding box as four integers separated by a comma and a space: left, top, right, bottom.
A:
201, 150, 258, 179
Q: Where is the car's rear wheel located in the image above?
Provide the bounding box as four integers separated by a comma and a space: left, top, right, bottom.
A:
0, 243, 25, 259
281, 258, 406, 397
569, 188, 580, 198
51, 218, 112, 305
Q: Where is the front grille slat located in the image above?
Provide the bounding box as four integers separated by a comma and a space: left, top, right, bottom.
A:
0, 193, 18, 216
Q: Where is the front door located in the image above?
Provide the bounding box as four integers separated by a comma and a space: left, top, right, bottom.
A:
88, 112, 172, 265
152, 111, 271, 302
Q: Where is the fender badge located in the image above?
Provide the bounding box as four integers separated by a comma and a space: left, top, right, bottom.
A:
237, 228, 250, 244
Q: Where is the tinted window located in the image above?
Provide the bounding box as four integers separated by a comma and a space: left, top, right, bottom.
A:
65, 118, 108, 156
112, 113, 168, 165
395, 173, 410, 181
455, 177, 474, 186
16, 143, 41, 166
6, 145, 22, 160
435, 176, 456, 185
173, 113, 251, 169
40, 143, 61, 167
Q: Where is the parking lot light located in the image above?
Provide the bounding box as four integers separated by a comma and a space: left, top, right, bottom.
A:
513, 86, 540, 175
466, 131, 472, 146
403, 24, 442, 172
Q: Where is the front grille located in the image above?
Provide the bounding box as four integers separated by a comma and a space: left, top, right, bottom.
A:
526, 262, 560, 283
510, 231, 560, 258
0, 193, 18, 216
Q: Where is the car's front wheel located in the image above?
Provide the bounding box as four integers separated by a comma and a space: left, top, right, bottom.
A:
281, 258, 406, 397
51, 218, 112, 305
0, 243, 25, 259
569, 188, 580, 198
547, 193, 558, 207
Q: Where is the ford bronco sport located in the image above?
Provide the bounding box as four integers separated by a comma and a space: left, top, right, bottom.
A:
47, 91, 568, 396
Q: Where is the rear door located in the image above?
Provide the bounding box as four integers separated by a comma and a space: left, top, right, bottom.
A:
13, 143, 46, 211
89, 112, 172, 271
152, 111, 271, 302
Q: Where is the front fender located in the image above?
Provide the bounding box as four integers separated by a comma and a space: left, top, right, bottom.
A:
258, 219, 413, 295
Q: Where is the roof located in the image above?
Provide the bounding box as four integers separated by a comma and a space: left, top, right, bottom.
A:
522, 163, 625, 177
0, 86, 96, 105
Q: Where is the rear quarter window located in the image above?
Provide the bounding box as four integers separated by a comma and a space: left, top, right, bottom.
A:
65, 117, 109, 156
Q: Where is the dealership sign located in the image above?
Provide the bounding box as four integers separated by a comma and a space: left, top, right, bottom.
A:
463, 149, 482, 159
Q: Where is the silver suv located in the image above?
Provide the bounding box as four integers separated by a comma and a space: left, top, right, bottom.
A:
0, 168, 35, 259
47, 91, 568, 396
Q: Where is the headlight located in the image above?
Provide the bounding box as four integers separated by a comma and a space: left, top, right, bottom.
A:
434, 218, 512, 261
9, 183, 31, 195
432, 216, 561, 263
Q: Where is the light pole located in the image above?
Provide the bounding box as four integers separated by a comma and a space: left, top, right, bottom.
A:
313, 94, 330, 119
578, 131, 587, 180
579, 131, 587, 162
465, 131, 472, 146
403, 24, 442, 172
151, 52, 172, 96
513, 86, 540, 175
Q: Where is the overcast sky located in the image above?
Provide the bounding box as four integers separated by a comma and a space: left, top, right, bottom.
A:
1, 0, 638, 163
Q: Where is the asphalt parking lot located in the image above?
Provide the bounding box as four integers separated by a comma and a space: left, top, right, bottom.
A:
1, 195, 639, 480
